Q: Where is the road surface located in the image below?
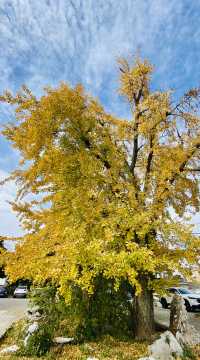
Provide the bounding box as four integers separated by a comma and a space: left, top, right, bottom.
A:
155, 304, 200, 332
0, 299, 28, 338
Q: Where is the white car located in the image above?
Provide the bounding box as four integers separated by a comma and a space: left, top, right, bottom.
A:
160, 287, 200, 312
13, 285, 28, 298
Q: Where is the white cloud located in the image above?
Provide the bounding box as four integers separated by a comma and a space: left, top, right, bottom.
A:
0, 0, 194, 96
0, 169, 22, 237
1, 0, 200, 237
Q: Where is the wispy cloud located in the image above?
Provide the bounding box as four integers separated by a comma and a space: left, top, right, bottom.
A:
0, 169, 21, 237
0, 1, 199, 98
1, 0, 200, 235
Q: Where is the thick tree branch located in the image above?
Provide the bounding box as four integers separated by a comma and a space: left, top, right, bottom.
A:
130, 96, 143, 175
182, 168, 200, 172
176, 128, 184, 146
130, 113, 139, 175
144, 133, 154, 193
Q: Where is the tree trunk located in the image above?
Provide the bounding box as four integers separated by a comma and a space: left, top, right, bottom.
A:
132, 277, 154, 340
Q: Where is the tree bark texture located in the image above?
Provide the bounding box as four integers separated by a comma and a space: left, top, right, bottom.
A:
132, 277, 155, 340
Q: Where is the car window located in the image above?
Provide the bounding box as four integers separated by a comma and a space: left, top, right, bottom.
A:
178, 288, 191, 295
168, 288, 177, 294
17, 286, 27, 289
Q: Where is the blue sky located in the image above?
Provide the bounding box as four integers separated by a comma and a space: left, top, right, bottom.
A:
0, 0, 200, 237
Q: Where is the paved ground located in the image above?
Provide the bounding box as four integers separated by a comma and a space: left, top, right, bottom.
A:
154, 304, 200, 332
0, 298, 28, 338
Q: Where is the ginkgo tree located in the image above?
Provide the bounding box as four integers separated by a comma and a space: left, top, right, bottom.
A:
1, 57, 200, 339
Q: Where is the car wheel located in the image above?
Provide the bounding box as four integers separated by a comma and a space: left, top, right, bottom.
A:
184, 300, 191, 312
161, 297, 168, 309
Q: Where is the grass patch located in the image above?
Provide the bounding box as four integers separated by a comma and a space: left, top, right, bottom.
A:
44, 335, 148, 360
0, 319, 26, 348
192, 344, 200, 359
0, 320, 148, 360
181, 344, 197, 360
4, 318, 199, 360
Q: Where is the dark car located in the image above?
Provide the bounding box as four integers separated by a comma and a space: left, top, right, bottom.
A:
0, 286, 8, 298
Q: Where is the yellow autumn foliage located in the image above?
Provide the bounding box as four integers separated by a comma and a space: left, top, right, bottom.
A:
1, 57, 200, 302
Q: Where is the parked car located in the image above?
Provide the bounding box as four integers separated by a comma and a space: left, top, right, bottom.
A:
0, 286, 8, 298
13, 285, 28, 298
0, 278, 8, 287
160, 287, 200, 311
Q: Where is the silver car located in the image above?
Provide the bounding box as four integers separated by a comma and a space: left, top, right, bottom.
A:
13, 285, 28, 298
160, 287, 200, 311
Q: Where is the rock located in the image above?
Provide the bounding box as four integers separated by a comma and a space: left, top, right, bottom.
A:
53, 336, 74, 344
24, 321, 39, 347
148, 330, 183, 360
139, 357, 156, 360
27, 305, 40, 314
0, 344, 19, 354
27, 306, 43, 320
153, 295, 162, 308
176, 324, 200, 346
28, 312, 42, 321
86, 357, 99, 360
24, 334, 31, 347
27, 322, 39, 334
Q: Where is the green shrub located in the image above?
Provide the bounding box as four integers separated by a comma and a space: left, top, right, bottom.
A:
181, 344, 197, 360
20, 278, 132, 356
69, 277, 133, 341
21, 326, 52, 357
19, 286, 63, 356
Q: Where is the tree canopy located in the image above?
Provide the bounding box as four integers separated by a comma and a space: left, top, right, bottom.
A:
1, 57, 200, 305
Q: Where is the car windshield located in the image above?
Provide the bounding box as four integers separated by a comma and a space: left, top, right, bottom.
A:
18, 286, 27, 289
178, 288, 191, 295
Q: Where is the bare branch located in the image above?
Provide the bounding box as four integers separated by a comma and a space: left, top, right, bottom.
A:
176, 127, 184, 146
183, 168, 200, 172
130, 112, 140, 175
144, 133, 154, 193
